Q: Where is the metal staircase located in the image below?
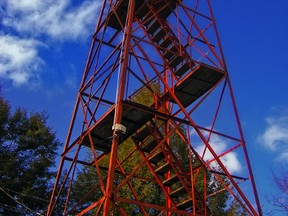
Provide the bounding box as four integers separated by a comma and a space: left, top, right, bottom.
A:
47, 1, 262, 215
132, 121, 209, 214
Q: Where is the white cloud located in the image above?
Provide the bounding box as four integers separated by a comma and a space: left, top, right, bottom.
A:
257, 114, 288, 162
0, 0, 101, 86
278, 151, 288, 162
192, 130, 242, 174
4, 0, 44, 12
2, 0, 101, 41
0, 34, 43, 86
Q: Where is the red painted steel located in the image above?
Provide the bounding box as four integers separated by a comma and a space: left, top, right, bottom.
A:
102, 0, 136, 215
47, 0, 262, 215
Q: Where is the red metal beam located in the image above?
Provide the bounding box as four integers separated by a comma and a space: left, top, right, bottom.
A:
102, 1, 136, 215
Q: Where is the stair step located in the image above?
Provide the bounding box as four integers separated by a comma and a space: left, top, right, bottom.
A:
158, 2, 177, 19
163, 44, 178, 59
177, 198, 192, 210
152, 28, 166, 43
141, 140, 158, 153
170, 186, 188, 198
147, 19, 161, 35
132, 126, 151, 142
149, 151, 165, 164
169, 55, 184, 68
163, 175, 180, 187
135, 2, 150, 18
159, 36, 171, 49
155, 162, 172, 175
142, 12, 154, 27
175, 62, 190, 76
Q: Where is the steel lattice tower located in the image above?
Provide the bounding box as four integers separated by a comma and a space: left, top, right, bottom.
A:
47, 0, 262, 215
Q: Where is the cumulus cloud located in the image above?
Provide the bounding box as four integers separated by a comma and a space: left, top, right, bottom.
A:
257, 113, 288, 162
0, 34, 43, 86
2, 0, 101, 41
0, 0, 101, 86
192, 130, 242, 174
4, 0, 43, 12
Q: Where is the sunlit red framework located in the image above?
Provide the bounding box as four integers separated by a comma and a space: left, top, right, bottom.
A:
47, 0, 262, 215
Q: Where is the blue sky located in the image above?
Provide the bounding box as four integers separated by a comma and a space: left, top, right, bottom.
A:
1, 0, 288, 214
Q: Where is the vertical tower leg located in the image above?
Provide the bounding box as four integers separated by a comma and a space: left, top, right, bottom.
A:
102, 1, 135, 215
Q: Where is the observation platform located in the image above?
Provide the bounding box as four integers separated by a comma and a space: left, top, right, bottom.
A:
106, 0, 192, 77
168, 64, 224, 107
106, 0, 180, 30
80, 101, 154, 152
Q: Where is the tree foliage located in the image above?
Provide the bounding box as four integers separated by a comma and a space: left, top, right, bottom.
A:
68, 82, 248, 215
0, 96, 60, 215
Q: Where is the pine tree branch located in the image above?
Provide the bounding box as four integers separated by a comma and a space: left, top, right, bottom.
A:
0, 186, 44, 216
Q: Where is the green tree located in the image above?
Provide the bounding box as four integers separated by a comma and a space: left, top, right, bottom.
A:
70, 83, 246, 215
0, 96, 60, 215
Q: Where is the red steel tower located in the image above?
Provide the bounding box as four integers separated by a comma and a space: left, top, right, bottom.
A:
47, 0, 262, 215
